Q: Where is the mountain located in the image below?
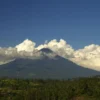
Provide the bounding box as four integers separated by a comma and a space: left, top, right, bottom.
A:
40, 48, 54, 53
0, 48, 100, 79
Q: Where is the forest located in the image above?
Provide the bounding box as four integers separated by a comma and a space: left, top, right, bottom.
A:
0, 77, 100, 100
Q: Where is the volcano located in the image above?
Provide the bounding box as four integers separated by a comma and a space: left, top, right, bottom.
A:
0, 48, 99, 79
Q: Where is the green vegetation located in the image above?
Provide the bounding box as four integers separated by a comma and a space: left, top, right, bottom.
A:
0, 77, 100, 100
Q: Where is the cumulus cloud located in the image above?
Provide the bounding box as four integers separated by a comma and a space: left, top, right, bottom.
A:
37, 39, 74, 58
16, 39, 36, 52
70, 58, 100, 71
0, 39, 41, 64
70, 44, 100, 71
1, 39, 100, 71
73, 44, 100, 59
0, 47, 17, 65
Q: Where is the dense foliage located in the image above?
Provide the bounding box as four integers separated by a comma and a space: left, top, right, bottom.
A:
0, 77, 100, 100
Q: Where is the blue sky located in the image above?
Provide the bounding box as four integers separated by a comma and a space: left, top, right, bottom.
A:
0, 0, 100, 49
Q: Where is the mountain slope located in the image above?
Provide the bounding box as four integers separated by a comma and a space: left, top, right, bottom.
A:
0, 48, 100, 79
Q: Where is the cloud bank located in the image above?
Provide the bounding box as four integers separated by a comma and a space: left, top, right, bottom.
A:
70, 44, 100, 71
0, 39, 100, 71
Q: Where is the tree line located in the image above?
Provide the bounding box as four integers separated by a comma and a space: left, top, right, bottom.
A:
0, 77, 100, 100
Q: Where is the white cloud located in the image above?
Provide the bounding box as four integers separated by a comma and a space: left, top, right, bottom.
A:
1, 39, 100, 71
70, 58, 100, 71
16, 39, 36, 52
73, 44, 100, 59
37, 39, 74, 58
70, 44, 100, 71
